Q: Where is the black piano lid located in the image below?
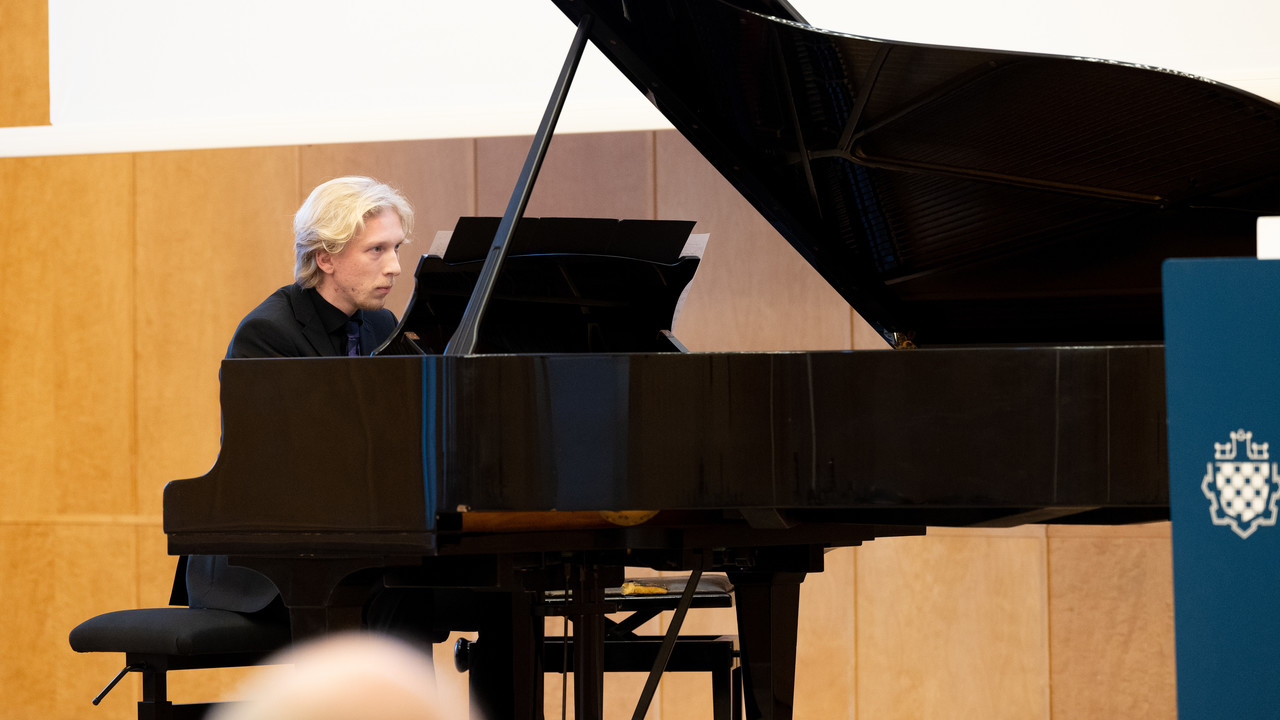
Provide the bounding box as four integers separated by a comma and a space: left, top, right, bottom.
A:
549, 0, 1280, 346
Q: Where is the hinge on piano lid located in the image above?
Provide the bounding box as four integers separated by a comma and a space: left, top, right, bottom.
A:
892, 331, 916, 350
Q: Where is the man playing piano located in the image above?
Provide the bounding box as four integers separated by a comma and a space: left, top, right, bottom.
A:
225, 175, 410, 359
176, 176, 443, 645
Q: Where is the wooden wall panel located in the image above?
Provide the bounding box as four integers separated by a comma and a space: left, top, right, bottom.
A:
1, 523, 62, 715
1047, 523, 1176, 719
654, 130, 852, 352
134, 147, 300, 515
433, 634, 476, 717
477, 132, 655, 220
792, 546, 859, 719
0, 154, 135, 517
136, 521, 175, 605
5, 522, 139, 719
0, 0, 49, 127
300, 139, 477, 320
855, 528, 1051, 720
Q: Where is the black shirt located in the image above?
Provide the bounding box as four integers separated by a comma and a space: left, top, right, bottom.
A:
305, 287, 362, 356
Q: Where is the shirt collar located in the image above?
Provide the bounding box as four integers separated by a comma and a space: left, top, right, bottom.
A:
305, 286, 361, 333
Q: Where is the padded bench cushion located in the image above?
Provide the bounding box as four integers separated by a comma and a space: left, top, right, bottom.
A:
70, 608, 291, 657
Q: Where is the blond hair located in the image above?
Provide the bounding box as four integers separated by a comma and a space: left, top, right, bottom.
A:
294, 177, 414, 288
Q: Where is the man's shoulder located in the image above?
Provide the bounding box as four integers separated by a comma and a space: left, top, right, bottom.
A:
236, 285, 308, 333
228, 284, 315, 358
245, 284, 305, 319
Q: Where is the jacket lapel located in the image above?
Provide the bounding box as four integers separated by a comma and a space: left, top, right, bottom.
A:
286, 285, 335, 356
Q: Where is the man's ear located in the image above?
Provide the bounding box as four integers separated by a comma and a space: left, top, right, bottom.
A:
315, 249, 335, 275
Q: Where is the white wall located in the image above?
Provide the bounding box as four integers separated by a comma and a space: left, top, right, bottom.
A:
4, 0, 1278, 157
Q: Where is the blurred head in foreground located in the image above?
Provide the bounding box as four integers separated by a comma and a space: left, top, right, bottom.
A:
209, 632, 459, 720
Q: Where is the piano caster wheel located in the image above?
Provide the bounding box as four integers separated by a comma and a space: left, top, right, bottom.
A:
454, 636, 472, 673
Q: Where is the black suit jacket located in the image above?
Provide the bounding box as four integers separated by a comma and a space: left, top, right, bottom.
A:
227, 283, 397, 358
178, 283, 397, 613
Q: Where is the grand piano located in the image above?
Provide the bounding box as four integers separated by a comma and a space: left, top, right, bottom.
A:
164, 0, 1280, 718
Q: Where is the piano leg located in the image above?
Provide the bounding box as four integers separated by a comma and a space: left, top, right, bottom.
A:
728, 570, 805, 720
570, 563, 608, 720
469, 590, 545, 720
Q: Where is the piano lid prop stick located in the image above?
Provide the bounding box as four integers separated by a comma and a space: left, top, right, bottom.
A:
630, 556, 706, 720
444, 14, 594, 357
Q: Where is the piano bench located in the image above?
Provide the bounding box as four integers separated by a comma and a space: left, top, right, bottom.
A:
541, 634, 741, 720
555, 574, 739, 720
458, 574, 741, 720
541, 572, 736, 626
69, 607, 291, 720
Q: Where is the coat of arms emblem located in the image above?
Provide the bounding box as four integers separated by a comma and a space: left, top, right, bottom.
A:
1203, 429, 1280, 539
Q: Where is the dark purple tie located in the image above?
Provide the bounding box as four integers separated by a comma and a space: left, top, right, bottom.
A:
345, 320, 361, 357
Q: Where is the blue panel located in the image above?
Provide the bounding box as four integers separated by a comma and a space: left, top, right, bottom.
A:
1163, 258, 1280, 718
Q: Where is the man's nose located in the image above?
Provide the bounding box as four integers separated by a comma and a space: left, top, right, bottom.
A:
386, 252, 401, 276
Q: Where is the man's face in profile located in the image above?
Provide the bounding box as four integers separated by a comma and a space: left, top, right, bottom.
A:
316, 209, 405, 315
